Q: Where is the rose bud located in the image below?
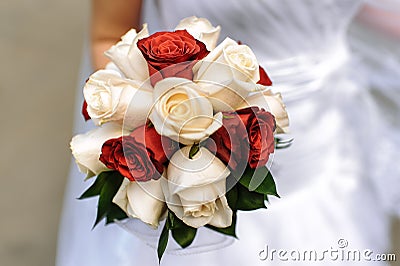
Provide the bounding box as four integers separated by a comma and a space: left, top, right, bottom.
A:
113, 177, 166, 228
162, 146, 232, 228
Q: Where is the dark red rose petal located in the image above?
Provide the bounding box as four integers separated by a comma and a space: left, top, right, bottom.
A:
137, 30, 209, 86
99, 125, 178, 181
208, 107, 276, 171
258, 66, 273, 86
82, 100, 91, 121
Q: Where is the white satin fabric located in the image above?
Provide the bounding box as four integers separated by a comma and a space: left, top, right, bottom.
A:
350, 0, 400, 218
56, 0, 399, 265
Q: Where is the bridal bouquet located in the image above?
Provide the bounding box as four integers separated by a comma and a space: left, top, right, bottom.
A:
71, 16, 290, 261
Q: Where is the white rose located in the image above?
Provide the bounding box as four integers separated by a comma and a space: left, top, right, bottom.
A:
84, 69, 153, 129
149, 77, 222, 145
193, 38, 260, 112
113, 178, 166, 228
162, 146, 232, 228
70, 123, 127, 178
239, 87, 289, 134
175, 16, 221, 50
105, 25, 149, 81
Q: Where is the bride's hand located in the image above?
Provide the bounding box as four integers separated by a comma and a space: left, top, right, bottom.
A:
91, 0, 143, 70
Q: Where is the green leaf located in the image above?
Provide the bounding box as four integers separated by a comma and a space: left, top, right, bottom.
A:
225, 184, 238, 210
226, 182, 266, 211
78, 172, 108, 199
105, 203, 128, 224
157, 221, 169, 263
171, 227, 197, 248
275, 137, 293, 149
167, 211, 197, 248
223, 115, 235, 119
235, 183, 266, 211
167, 211, 180, 229
188, 143, 200, 159
237, 166, 279, 197
264, 194, 270, 203
93, 171, 125, 228
206, 211, 237, 238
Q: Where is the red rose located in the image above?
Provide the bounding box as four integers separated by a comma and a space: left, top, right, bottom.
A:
207, 107, 275, 171
99, 125, 177, 181
237, 107, 275, 168
137, 30, 209, 86
258, 66, 272, 86
82, 100, 91, 121
206, 112, 249, 172
82, 77, 91, 121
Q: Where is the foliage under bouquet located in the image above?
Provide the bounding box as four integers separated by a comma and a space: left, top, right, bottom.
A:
71, 16, 290, 261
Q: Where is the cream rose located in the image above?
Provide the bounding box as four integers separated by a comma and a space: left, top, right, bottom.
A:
70, 123, 127, 178
239, 87, 289, 134
162, 146, 232, 228
84, 69, 153, 129
193, 38, 260, 112
149, 77, 222, 145
113, 178, 166, 228
175, 16, 221, 50
105, 25, 149, 81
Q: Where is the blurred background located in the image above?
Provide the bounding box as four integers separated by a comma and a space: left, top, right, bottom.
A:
0, 0, 88, 265
0, 1, 398, 266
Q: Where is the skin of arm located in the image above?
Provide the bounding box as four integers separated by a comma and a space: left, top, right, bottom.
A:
91, 0, 143, 70
356, 1, 400, 39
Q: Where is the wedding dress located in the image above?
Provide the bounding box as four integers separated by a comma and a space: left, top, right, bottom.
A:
349, 0, 400, 220
56, 0, 400, 265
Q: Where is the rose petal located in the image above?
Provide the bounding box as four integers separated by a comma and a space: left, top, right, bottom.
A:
70, 123, 127, 178
175, 16, 221, 50
113, 178, 166, 228
239, 89, 289, 134
105, 25, 150, 81
208, 196, 233, 228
